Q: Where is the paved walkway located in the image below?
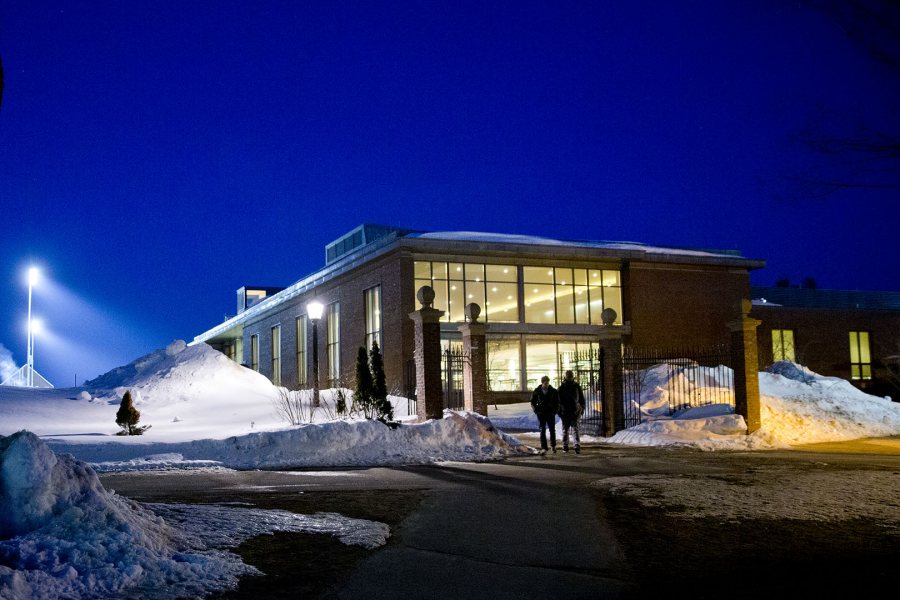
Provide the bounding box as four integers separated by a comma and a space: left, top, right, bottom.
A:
336, 459, 628, 599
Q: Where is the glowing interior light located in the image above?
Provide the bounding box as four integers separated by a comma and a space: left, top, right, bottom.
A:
492, 287, 498, 292
467, 294, 473, 299
451, 285, 457, 290
503, 268, 509, 273
507, 295, 512, 300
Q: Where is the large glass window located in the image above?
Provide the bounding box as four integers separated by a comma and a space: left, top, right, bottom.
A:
849, 331, 872, 380
525, 338, 598, 389
271, 325, 281, 385
327, 303, 341, 387
415, 261, 518, 323
486, 337, 522, 391
415, 261, 621, 325
524, 267, 622, 325
771, 329, 795, 362
296, 316, 307, 387
250, 334, 259, 372
365, 286, 382, 351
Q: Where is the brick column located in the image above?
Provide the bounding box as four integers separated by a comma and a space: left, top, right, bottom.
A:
409, 286, 445, 422
598, 308, 631, 437
729, 299, 762, 433
459, 303, 488, 415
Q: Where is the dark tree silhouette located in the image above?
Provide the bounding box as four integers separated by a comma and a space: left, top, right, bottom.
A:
115, 390, 142, 435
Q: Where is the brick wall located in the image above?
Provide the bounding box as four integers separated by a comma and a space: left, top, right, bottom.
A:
752, 304, 900, 395
242, 249, 414, 391
625, 263, 751, 348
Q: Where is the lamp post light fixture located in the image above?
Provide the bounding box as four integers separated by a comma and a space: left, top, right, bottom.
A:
26, 267, 40, 387
307, 300, 324, 407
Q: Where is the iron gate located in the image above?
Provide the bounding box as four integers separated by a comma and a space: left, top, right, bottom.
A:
443, 346, 467, 411
557, 349, 604, 436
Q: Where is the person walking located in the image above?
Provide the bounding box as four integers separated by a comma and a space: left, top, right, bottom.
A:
530, 375, 560, 454
558, 370, 585, 453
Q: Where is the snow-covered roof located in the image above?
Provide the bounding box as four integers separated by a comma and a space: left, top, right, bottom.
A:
411, 230, 746, 258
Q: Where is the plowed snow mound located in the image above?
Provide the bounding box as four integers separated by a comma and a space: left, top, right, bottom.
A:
83, 341, 276, 408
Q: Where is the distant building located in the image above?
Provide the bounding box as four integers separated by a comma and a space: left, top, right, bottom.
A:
751, 286, 900, 398
193, 224, 768, 401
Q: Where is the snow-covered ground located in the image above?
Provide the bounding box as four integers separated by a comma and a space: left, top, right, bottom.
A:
1, 340, 899, 599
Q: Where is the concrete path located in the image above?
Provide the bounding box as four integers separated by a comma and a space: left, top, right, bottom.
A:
336, 459, 629, 599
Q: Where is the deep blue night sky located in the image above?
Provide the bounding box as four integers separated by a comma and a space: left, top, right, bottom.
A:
1, 1, 897, 386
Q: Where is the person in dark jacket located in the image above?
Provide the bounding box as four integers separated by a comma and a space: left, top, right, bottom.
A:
557, 370, 585, 453
530, 375, 560, 453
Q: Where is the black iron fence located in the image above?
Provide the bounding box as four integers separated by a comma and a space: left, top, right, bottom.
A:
622, 344, 734, 422
443, 347, 467, 411
404, 359, 417, 417
557, 349, 604, 436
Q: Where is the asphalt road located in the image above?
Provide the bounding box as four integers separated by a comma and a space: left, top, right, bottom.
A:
100, 438, 900, 599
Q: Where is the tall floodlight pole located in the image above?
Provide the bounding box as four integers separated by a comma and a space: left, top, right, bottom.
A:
307, 300, 324, 408
26, 267, 39, 387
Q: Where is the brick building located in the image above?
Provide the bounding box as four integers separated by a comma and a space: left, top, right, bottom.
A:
193, 224, 774, 402
751, 286, 900, 399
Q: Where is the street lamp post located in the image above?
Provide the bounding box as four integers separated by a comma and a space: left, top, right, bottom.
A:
307, 300, 324, 407
26, 267, 39, 387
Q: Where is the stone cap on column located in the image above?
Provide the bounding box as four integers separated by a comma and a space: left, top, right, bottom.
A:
410, 285, 445, 322
597, 308, 632, 338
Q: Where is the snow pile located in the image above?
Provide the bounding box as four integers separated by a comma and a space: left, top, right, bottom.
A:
0, 431, 389, 600
84, 340, 278, 410
50, 410, 534, 471
607, 361, 900, 450
0, 431, 252, 600
758, 362, 900, 444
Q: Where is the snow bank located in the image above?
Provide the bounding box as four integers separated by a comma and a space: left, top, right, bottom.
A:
0, 431, 390, 600
49, 410, 534, 471
607, 361, 900, 450
84, 340, 278, 409
758, 363, 900, 444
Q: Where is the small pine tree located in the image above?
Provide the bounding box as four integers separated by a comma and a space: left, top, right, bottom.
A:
335, 388, 348, 416
354, 346, 375, 418
116, 390, 141, 435
369, 341, 393, 423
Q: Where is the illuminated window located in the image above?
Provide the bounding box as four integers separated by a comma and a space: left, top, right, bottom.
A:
327, 303, 341, 387
487, 337, 522, 391
296, 316, 307, 387
525, 338, 598, 389
365, 286, 382, 351
250, 334, 259, 372
414, 261, 518, 323
849, 331, 872, 380
771, 329, 795, 362
271, 325, 281, 386
524, 267, 622, 325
